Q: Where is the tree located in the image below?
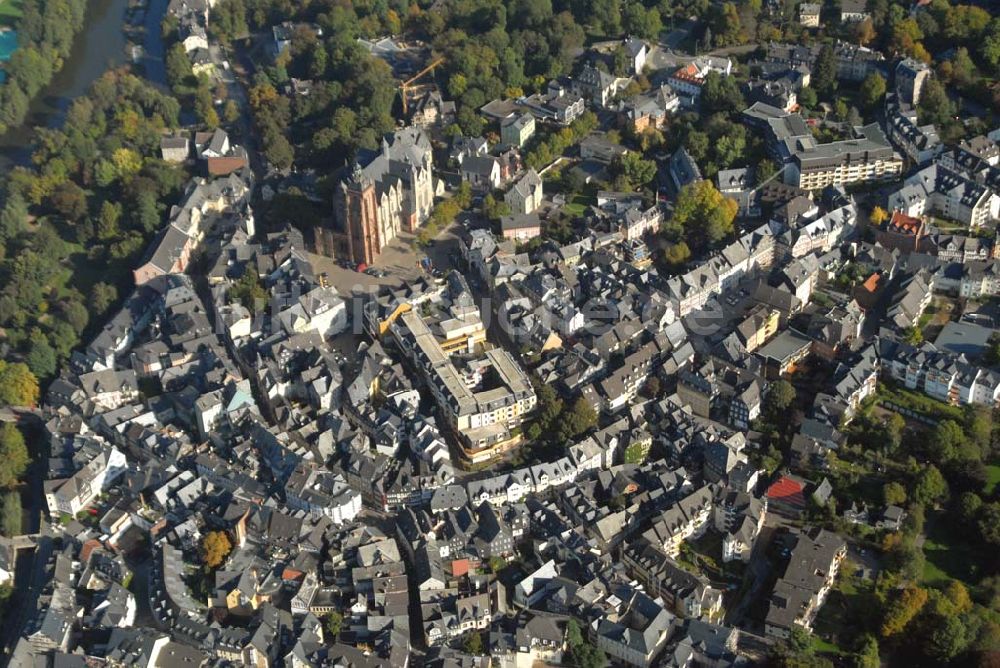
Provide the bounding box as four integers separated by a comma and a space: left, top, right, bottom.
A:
229, 270, 268, 313
462, 631, 485, 655
91, 282, 118, 315
984, 20, 1000, 76
591, 0, 622, 35
918, 77, 957, 127
880, 586, 928, 637
914, 465, 948, 506
663, 241, 691, 269
194, 84, 219, 127
0, 491, 20, 537
834, 99, 849, 121
324, 610, 343, 639
883, 481, 907, 506
134, 190, 160, 233
558, 396, 597, 441
757, 159, 778, 184
944, 580, 973, 614
566, 618, 584, 648
701, 71, 745, 114
0, 362, 39, 407
623, 4, 661, 40
671, 180, 738, 247
860, 73, 886, 110
200, 530, 232, 569
765, 380, 796, 418
712, 2, 743, 47
49, 181, 87, 221
855, 17, 877, 45
926, 614, 969, 662
965, 406, 992, 454
948, 48, 978, 90
223, 99, 240, 124
0, 424, 29, 489
166, 43, 194, 91
813, 45, 837, 96
60, 299, 89, 336
611, 152, 656, 191
870, 206, 889, 226
930, 419, 966, 462
488, 556, 506, 574
904, 326, 923, 345
536, 383, 564, 429
789, 626, 813, 654
263, 131, 294, 169
26, 339, 57, 379
565, 618, 608, 668
97, 201, 122, 242
0, 193, 28, 242
854, 634, 880, 668
978, 502, 1000, 547
43, 324, 74, 367
798, 86, 818, 109
957, 491, 983, 527
481, 194, 510, 221
112, 148, 142, 180
884, 412, 905, 453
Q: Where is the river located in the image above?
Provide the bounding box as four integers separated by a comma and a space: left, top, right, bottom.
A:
0, 0, 168, 170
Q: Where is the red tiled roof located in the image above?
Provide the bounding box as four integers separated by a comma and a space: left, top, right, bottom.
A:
207, 155, 248, 176
451, 559, 470, 577
767, 475, 806, 508
861, 273, 880, 293
80, 539, 103, 564
671, 63, 705, 85
888, 210, 922, 235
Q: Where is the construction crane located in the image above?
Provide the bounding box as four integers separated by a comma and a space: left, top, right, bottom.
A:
399, 57, 445, 116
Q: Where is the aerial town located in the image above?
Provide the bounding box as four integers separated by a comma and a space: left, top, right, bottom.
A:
0, 0, 997, 667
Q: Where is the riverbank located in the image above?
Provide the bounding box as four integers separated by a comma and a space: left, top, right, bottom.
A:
0, 0, 167, 171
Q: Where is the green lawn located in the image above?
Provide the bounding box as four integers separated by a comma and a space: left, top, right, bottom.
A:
926, 215, 969, 233
876, 382, 966, 423
562, 193, 593, 217
811, 573, 875, 656
921, 512, 987, 587
810, 634, 844, 655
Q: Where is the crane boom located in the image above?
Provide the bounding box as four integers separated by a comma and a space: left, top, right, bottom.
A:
400, 56, 445, 115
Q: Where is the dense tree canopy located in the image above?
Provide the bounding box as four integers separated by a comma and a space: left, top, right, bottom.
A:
0, 71, 185, 393
0, 492, 21, 537
0, 0, 89, 133
0, 362, 39, 408
0, 424, 29, 490
669, 180, 738, 248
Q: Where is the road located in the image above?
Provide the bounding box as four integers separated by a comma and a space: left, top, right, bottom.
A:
0, 534, 52, 664
0, 411, 46, 664
725, 524, 776, 629
208, 43, 263, 180
649, 18, 761, 72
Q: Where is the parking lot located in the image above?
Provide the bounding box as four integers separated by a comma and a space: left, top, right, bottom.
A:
306, 219, 467, 345
306, 219, 465, 297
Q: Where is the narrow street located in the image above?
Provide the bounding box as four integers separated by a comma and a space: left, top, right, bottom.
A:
725, 524, 776, 629
208, 43, 265, 181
